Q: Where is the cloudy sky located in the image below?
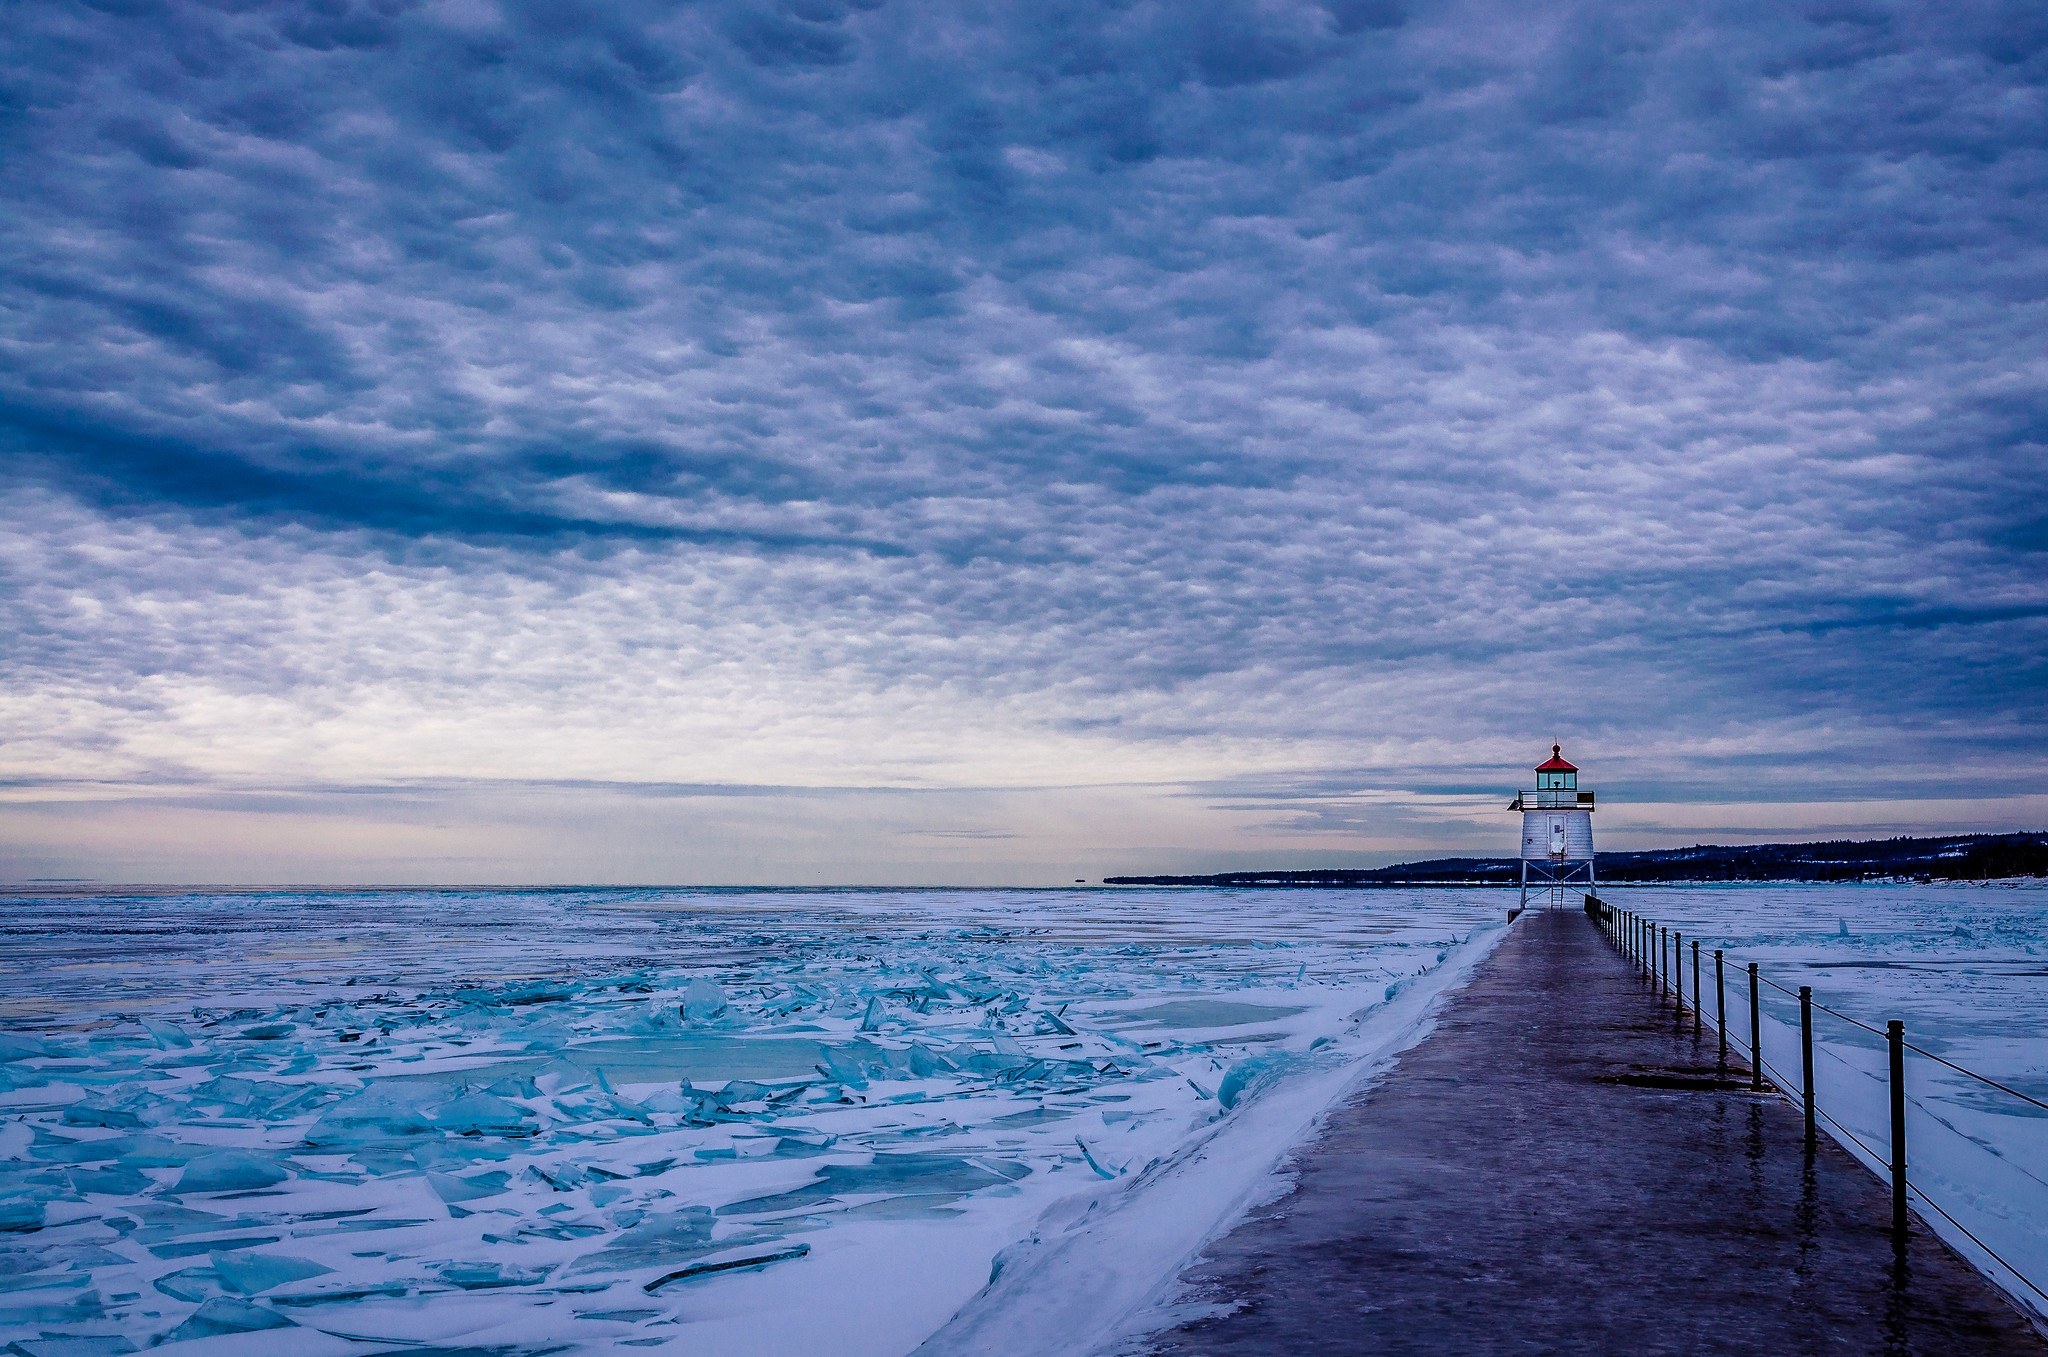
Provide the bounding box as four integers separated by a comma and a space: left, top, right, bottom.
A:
2, 0, 2043, 884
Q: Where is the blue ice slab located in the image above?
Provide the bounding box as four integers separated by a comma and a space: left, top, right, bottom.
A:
1217, 1052, 1306, 1109
718, 1153, 1030, 1216
305, 1081, 454, 1144
0, 1197, 44, 1232
76, 1134, 192, 1167
66, 1164, 152, 1196
409, 1139, 514, 1172
159, 1295, 296, 1341
438, 1260, 552, 1290
497, 980, 581, 1006
1075, 1137, 1122, 1179
176, 1150, 288, 1194
426, 1169, 511, 1203
683, 979, 728, 1024
0, 1283, 102, 1327
152, 1265, 225, 1302
128, 1201, 234, 1236
0, 1273, 90, 1297
643, 1241, 810, 1292
266, 1279, 410, 1306
524, 1162, 589, 1191
142, 1018, 193, 1050
961, 1051, 1033, 1076
211, 1250, 333, 1295
908, 1043, 956, 1077
563, 1205, 717, 1275
146, 1234, 283, 1260
0, 1034, 52, 1062
636, 1087, 716, 1120
1036, 1009, 1077, 1036
431, 1091, 537, 1137
9, 1335, 138, 1355
60, 1097, 155, 1131
519, 1023, 573, 1052
408, 1035, 833, 1087
530, 1058, 602, 1096
543, 1085, 654, 1130
1109, 1000, 1309, 1029
6, 1243, 128, 1271
185, 1075, 321, 1119
816, 1048, 870, 1089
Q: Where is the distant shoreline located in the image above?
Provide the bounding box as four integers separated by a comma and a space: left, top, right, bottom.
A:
1105, 831, 2048, 887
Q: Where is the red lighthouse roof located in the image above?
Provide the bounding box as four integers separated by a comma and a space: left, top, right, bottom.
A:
1534, 744, 1577, 773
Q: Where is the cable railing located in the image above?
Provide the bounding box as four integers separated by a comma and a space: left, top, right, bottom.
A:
1586, 896, 2048, 1319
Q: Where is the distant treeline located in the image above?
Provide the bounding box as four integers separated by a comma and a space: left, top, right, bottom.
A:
1103, 832, 2048, 887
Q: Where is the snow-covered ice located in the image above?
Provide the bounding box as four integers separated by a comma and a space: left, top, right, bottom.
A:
7, 882, 2039, 1352
0, 886, 1504, 1354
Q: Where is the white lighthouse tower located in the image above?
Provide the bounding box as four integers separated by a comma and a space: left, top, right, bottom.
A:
1509, 744, 1595, 908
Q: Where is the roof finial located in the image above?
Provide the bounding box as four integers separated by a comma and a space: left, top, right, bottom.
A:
1552, 743, 1561, 759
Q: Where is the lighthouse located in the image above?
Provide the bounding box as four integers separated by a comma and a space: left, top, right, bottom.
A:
1508, 744, 1595, 908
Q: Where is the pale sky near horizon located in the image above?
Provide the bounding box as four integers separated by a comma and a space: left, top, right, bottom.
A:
2, 0, 2044, 884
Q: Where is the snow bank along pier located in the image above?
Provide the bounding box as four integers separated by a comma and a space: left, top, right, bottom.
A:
1132, 752, 2046, 1356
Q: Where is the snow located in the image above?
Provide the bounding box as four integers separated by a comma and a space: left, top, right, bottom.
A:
0, 886, 1503, 1353
1617, 881, 2048, 1321
10, 880, 2036, 1351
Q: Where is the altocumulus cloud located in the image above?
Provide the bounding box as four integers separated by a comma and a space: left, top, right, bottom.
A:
1, 0, 2045, 875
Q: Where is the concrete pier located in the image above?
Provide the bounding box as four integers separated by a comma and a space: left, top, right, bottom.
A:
1134, 907, 2046, 1356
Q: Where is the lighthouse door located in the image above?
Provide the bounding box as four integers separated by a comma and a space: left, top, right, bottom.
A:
1549, 819, 1566, 856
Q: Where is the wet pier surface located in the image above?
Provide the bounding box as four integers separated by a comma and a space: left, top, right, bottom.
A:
1136, 907, 2046, 1356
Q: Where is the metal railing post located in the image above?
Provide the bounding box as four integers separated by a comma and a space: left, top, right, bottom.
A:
1691, 940, 1701, 1035
1658, 927, 1667, 994
1800, 985, 1816, 1150
1714, 950, 1726, 1067
1888, 1019, 1908, 1241
1747, 963, 1761, 1092
1674, 931, 1683, 1012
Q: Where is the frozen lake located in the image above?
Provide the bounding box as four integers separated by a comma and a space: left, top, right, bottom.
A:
0, 882, 2040, 1352
0, 886, 1505, 1354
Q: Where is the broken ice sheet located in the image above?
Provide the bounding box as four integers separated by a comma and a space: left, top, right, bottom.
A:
0, 884, 1511, 1354
159, 1295, 295, 1341
717, 1153, 1032, 1217
682, 978, 728, 1024
439, 1260, 552, 1289
211, 1251, 332, 1295
176, 1149, 287, 1193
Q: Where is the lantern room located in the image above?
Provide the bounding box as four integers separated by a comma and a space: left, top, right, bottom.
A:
1534, 746, 1576, 792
